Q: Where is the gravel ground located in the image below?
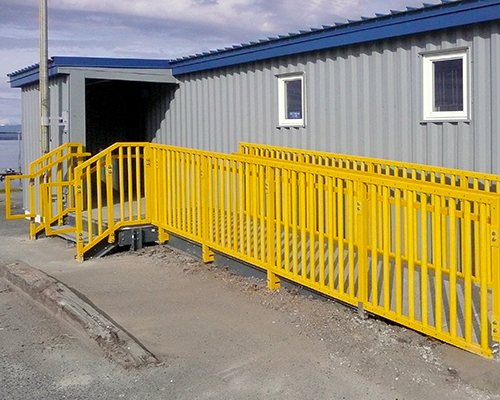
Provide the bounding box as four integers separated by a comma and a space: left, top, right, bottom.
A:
2, 240, 499, 399
128, 244, 500, 399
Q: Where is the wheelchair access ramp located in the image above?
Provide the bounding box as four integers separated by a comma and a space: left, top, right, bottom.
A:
5, 141, 500, 359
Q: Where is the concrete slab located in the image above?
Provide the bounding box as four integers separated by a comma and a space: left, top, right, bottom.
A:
0, 260, 157, 368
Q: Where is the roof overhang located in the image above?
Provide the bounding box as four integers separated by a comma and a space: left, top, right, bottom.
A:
8, 56, 177, 88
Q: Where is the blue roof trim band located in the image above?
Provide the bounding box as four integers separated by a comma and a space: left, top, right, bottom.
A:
9, 63, 60, 88
50, 56, 172, 69
170, 0, 500, 75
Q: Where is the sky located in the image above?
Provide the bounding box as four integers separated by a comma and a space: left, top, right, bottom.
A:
0, 0, 440, 125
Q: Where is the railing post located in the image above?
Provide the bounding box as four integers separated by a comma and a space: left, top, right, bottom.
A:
155, 149, 170, 243
29, 178, 37, 240
105, 151, 115, 243
146, 144, 169, 244
201, 155, 214, 263
74, 168, 84, 262
4, 177, 11, 219
266, 166, 281, 290
41, 182, 49, 235
491, 198, 500, 352
356, 180, 369, 318
30, 160, 38, 239
144, 144, 153, 223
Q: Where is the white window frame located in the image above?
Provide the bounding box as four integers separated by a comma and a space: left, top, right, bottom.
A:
277, 73, 305, 127
423, 49, 469, 121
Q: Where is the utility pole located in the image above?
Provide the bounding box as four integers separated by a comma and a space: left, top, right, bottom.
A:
39, 0, 50, 154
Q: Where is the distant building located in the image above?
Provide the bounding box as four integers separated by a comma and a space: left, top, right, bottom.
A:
0, 125, 22, 178
0, 125, 21, 140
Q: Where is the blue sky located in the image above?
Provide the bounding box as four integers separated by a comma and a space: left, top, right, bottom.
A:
0, 0, 439, 125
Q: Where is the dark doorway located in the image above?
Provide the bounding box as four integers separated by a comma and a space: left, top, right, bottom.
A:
85, 80, 168, 155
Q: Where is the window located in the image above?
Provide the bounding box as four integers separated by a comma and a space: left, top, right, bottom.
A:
423, 50, 469, 121
278, 74, 305, 127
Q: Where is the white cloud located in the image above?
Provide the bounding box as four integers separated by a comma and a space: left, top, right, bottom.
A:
16, 0, 364, 38
0, 0, 439, 124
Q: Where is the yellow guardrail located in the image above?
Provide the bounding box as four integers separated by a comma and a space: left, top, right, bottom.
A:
239, 142, 500, 193
5, 143, 90, 239
236, 142, 500, 357
149, 143, 500, 358
73, 143, 150, 261
148, 144, 211, 260
7, 141, 500, 358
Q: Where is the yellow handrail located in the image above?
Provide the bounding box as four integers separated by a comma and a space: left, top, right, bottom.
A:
239, 142, 500, 193
30, 143, 86, 173
4, 143, 90, 240
73, 143, 150, 261
149, 143, 500, 358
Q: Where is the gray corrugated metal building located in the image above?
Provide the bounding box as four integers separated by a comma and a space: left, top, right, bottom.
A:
8, 0, 500, 174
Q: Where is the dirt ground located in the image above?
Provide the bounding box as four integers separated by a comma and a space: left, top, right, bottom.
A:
124, 243, 500, 398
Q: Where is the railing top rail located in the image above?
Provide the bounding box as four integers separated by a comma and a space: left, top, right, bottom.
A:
75, 142, 149, 171
150, 143, 499, 202
29, 143, 85, 172
239, 142, 500, 184
28, 152, 90, 178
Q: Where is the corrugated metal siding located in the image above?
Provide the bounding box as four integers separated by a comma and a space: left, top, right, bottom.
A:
492, 23, 500, 174
49, 75, 70, 149
22, 83, 40, 177
156, 22, 500, 175
21, 75, 69, 207
21, 75, 69, 167
21, 83, 39, 208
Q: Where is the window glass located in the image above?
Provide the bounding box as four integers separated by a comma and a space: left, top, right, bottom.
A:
434, 59, 463, 112
286, 79, 302, 119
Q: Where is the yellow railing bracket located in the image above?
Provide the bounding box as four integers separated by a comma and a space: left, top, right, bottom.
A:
492, 320, 500, 342
202, 245, 214, 263
492, 229, 499, 247
158, 228, 170, 244
267, 270, 281, 290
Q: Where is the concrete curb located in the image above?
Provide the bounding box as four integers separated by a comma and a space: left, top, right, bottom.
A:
0, 260, 159, 369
